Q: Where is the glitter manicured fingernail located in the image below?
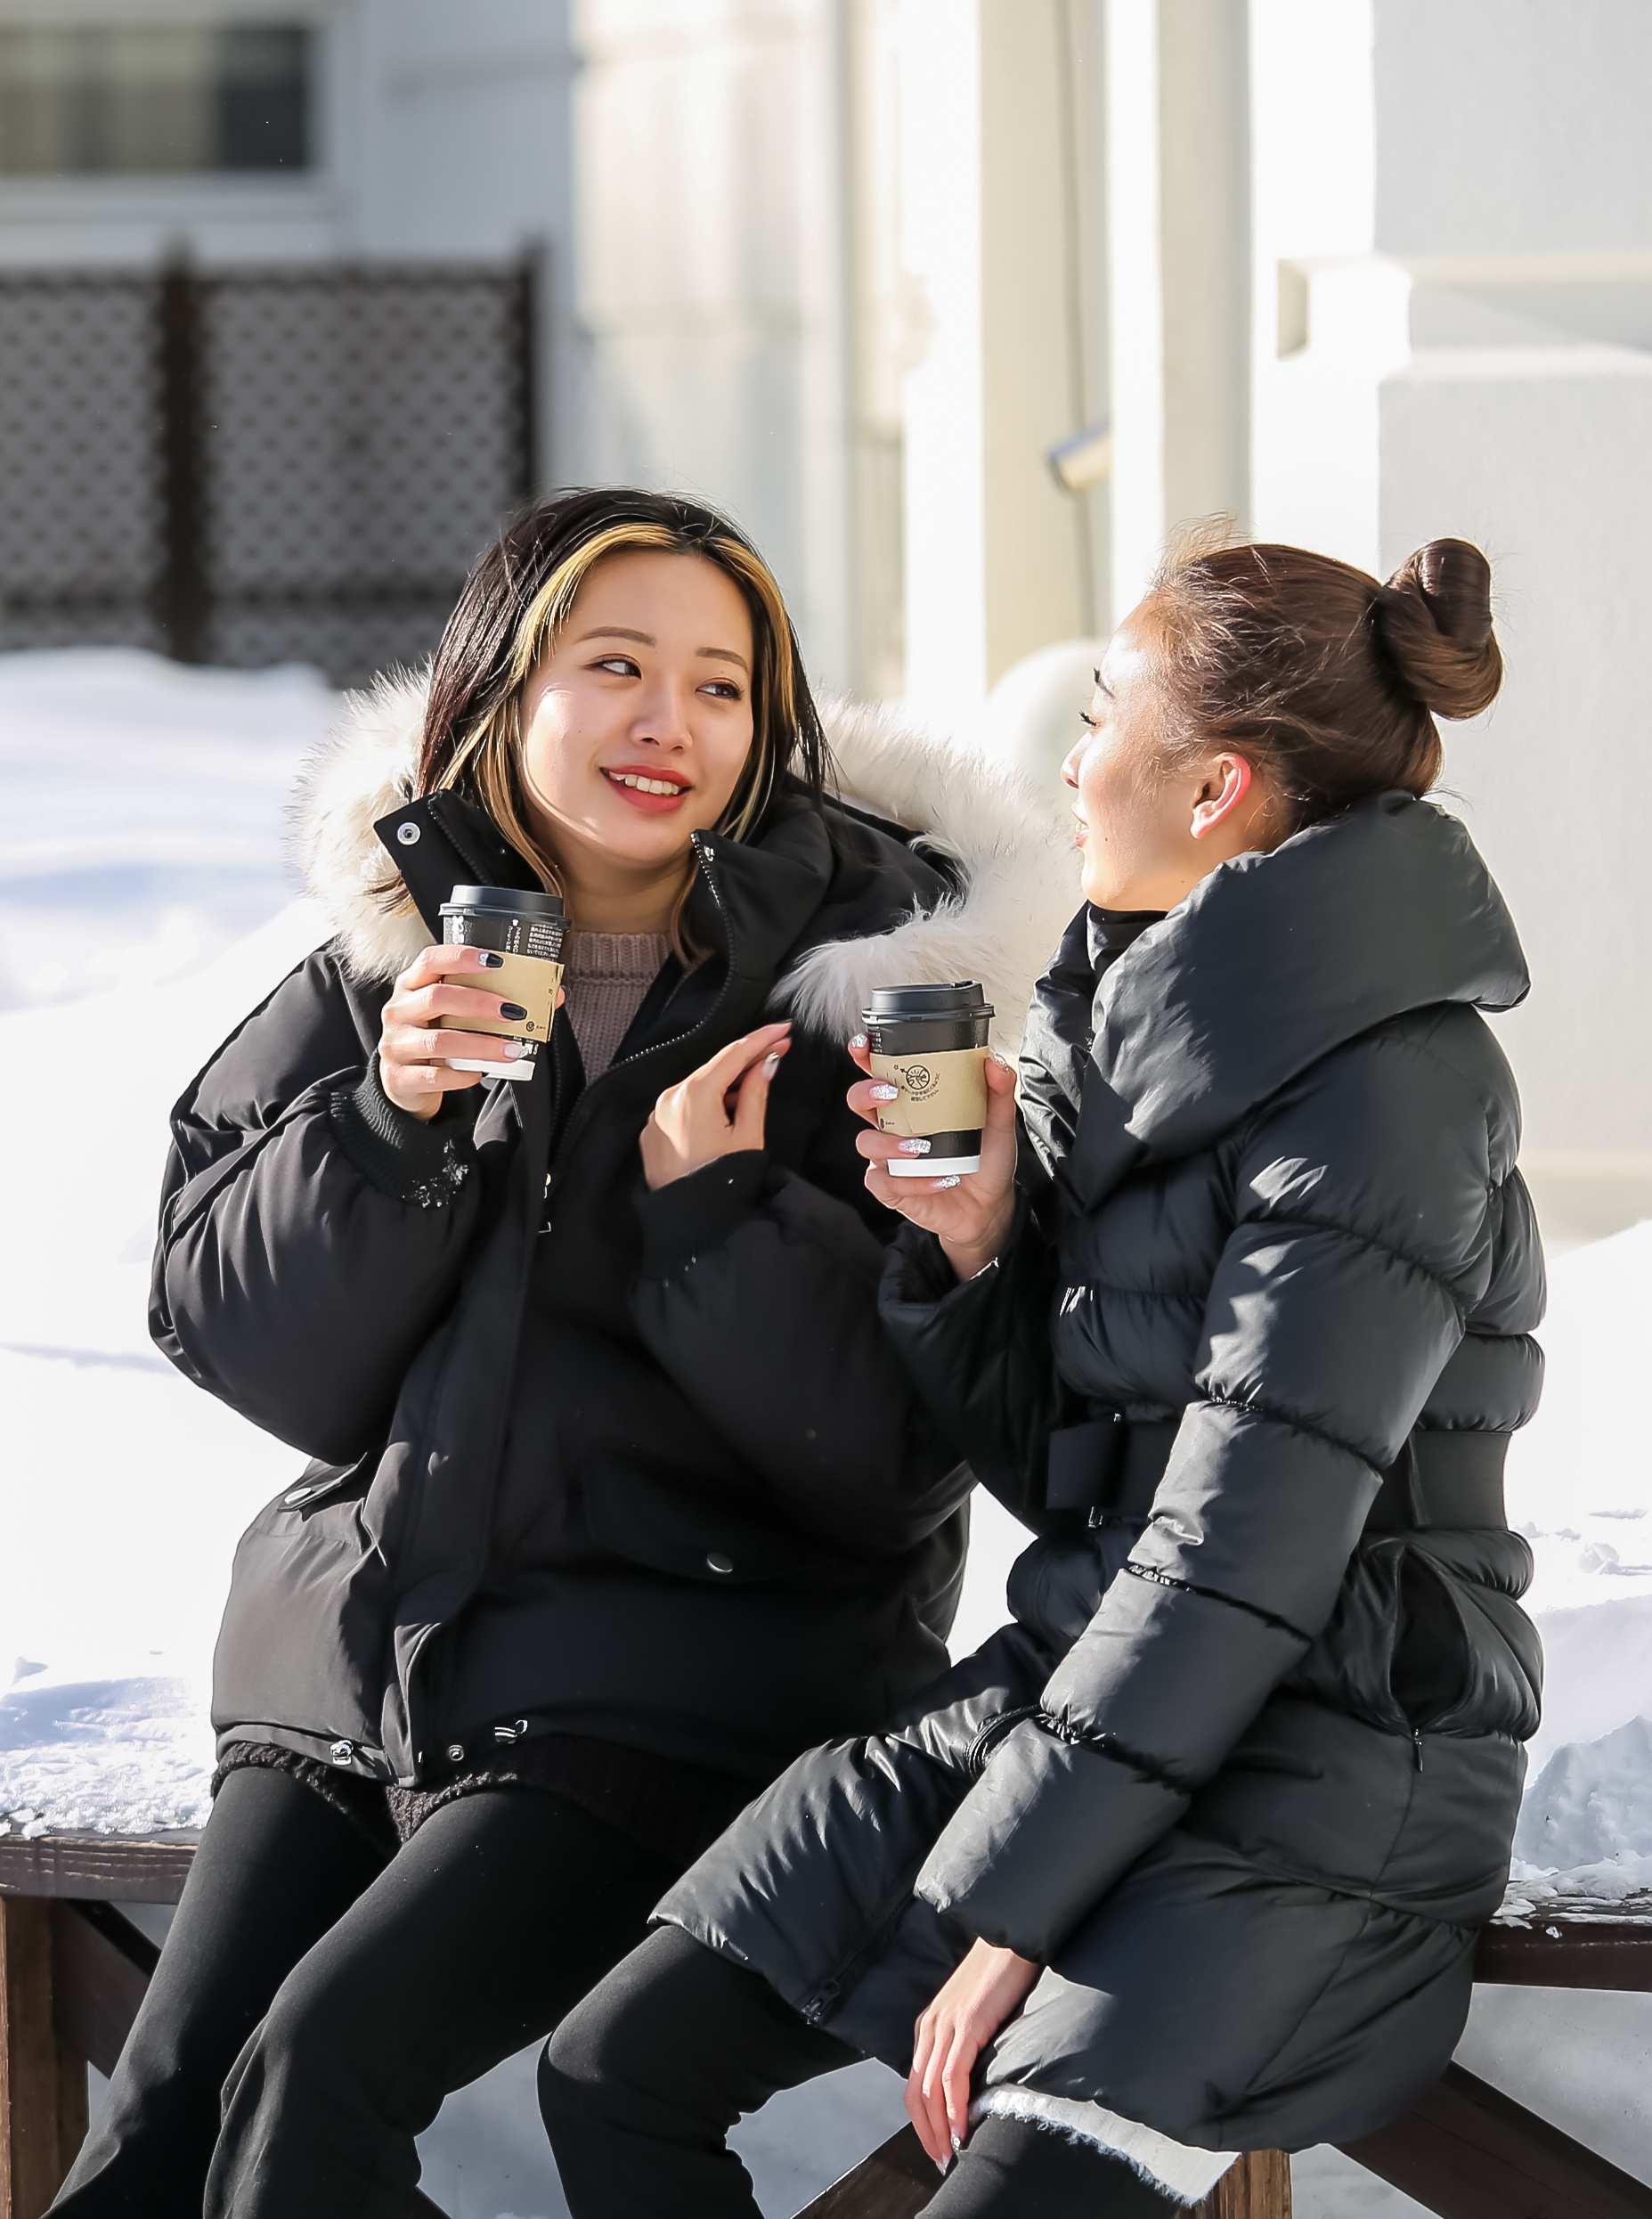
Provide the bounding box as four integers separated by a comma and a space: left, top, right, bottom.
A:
898, 1138, 931, 1155
870, 1083, 899, 1101
849, 1032, 867, 1050
936, 1175, 961, 1188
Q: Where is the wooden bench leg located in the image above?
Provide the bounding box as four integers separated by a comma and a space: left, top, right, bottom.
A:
1196, 2150, 1292, 2217
0, 1895, 81, 2219
1339, 2060, 1652, 2219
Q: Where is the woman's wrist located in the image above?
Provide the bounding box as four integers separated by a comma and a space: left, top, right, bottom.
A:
937, 1193, 1016, 1283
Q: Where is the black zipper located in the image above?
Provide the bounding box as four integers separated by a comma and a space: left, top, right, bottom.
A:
409, 839, 740, 1764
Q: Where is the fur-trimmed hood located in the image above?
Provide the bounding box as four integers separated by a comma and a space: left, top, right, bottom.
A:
290, 673, 1079, 1054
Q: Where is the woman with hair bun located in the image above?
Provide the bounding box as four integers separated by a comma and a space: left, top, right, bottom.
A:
542, 535, 1544, 2216
58, 489, 1072, 2214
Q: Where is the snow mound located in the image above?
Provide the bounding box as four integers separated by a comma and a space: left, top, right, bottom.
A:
0, 1670, 212, 1837
1503, 1853, 1652, 1921
1507, 1219, 1652, 1618
1515, 1715, 1652, 1867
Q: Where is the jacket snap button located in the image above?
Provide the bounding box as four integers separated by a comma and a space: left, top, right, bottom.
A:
445, 1743, 466, 1763
396, 820, 420, 845
706, 1550, 735, 1575
329, 1739, 354, 1766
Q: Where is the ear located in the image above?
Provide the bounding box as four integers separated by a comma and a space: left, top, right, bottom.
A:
1189, 752, 1254, 841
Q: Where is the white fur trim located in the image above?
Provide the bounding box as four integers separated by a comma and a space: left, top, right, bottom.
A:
289, 673, 1079, 1049
791, 697, 1080, 1056
288, 665, 429, 984
972, 2089, 1239, 2207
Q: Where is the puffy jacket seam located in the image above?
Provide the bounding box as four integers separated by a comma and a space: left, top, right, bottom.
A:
1232, 1207, 1474, 1323
168, 947, 346, 1153
1212, 1902, 1384, 2133
1176, 1822, 1485, 1934
1192, 1391, 1383, 1473
1122, 1561, 1314, 1644
160, 1092, 315, 1252
1366, 1021, 1507, 1155
1034, 1712, 1189, 1797
1057, 1277, 1207, 1305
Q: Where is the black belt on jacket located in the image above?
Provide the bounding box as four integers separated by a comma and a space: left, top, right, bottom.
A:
1044, 1411, 1510, 1532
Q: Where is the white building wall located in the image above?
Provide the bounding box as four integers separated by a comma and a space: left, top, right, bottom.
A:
1247, 0, 1652, 1161
893, 0, 1103, 722
570, 0, 853, 687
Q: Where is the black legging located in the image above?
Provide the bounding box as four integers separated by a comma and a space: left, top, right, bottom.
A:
54, 1764, 680, 2217
541, 1925, 1179, 2217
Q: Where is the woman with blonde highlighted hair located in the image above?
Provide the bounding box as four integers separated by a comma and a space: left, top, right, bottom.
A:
59, 490, 1070, 2213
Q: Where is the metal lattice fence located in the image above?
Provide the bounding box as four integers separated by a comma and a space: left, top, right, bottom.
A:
0, 254, 536, 682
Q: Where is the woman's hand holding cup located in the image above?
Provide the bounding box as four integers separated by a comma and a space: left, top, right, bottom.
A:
848, 1034, 1017, 1280
378, 944, 557, 1119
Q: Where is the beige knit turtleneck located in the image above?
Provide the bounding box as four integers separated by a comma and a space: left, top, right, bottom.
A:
561, 930, 669, 1079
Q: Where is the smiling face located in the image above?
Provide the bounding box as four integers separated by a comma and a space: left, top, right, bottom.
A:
1062, 599, 1277, 910
516, 548, 758, 907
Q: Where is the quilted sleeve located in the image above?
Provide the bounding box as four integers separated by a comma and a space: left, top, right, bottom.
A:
915, 1028, 1496, 1959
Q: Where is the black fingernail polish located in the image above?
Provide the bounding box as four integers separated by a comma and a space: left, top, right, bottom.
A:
499, 1001, 528, 1021
477, 950, 505, 968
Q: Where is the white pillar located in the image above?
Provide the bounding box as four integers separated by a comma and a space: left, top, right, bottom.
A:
893, 0, 989, 717
1103, 0, 1166, 616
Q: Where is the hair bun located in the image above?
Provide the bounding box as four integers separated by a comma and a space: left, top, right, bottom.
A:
1374, 538, 1502, 720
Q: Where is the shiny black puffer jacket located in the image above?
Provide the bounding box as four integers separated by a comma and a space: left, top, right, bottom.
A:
662, 795, 1544, 2157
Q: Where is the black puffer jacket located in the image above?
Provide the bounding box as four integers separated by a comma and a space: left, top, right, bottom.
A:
150, 684, 1079, 1791
661, 795, 1544, 2158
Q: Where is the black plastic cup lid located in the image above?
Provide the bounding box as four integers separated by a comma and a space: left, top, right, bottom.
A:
863, 981, 993, 1020
439, 885, 566, 920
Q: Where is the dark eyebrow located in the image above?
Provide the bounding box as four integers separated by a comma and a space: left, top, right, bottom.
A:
574, 626, 749, 676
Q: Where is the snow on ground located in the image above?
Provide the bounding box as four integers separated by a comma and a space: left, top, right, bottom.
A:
0, 648, 335, 1013
4, 649, 1652, 2214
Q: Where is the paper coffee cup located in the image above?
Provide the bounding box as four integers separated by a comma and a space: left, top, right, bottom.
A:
438, 885, 568, 1081
862, 982, 995, 1175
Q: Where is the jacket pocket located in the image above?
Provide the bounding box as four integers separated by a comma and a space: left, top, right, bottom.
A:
580, 1456, 840, 1586
1283, 1534, 1540, 1742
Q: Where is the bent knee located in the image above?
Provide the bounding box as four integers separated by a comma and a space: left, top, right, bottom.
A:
540, 1979, 640, 2122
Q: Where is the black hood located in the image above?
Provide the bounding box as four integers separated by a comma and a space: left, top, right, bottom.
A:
1024, 794, 1528, 1208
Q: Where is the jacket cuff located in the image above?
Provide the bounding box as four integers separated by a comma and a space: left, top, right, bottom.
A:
328, 1061, 476, 1209
634, 1151, 769, 1277
914, 1719, 1189, 1961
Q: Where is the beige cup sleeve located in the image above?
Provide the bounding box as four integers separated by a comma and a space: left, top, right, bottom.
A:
441, 950, 563, 1040
868, 1047, 989, 1136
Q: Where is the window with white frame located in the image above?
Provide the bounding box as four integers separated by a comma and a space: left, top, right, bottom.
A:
0, 20, 311, 175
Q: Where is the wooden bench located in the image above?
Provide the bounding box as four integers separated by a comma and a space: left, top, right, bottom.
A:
798, 1921, 1652, 2219
5, 1835, 1652, 2219
0, 1833, 195, 2218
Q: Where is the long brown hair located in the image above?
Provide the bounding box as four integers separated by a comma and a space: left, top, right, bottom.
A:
387, 489, 830, 942
1144, 527, 1503, 834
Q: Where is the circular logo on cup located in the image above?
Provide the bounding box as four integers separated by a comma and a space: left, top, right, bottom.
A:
905, 1065, 932, 1090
